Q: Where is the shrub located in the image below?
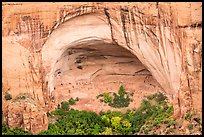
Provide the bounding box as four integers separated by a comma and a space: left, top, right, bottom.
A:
136, 93, 175, 134
13, 93, 34, 102
97, 85, 131, 108
109, 92, 130, 108
69, 98, 76, 105
103, 93, 112, 103
96, 92, 112, 103
15, 95, 26, 100
111, 85, 130, 108
188, 124, 193, 130
61, 101, 69, 111
2, 123, 32, 135
3, 92, 181, 135
92, 124, 100, 135
5, 92, 12, 100
40, 109, 104, 135
58, 97, 80, 111
147, 92, 167, 104
185, 112, 193, 121
111, 116, 122, 130
100, 127, 113, 135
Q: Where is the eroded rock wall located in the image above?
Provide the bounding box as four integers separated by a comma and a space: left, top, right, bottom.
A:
2, 2, 202, 133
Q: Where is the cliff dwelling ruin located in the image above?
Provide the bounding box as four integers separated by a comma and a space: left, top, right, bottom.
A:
2, 2, 202, 134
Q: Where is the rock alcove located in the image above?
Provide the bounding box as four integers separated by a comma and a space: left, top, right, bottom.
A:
50, 40, 164, 112
2, 2, 202, 134
42, 13, 165, 112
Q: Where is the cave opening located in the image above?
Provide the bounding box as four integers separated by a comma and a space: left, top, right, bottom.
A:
50, 40, 165, 112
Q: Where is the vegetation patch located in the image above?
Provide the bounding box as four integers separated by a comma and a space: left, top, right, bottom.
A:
97, 85, 131, 108
2, 123, 31, 135
183, 111, 202, 134
50, 97, 80, 116
5, 91, 12, 100
185, 112, 193, 121
97, 92, 112, 103
2, 92, 202, 135
13, 93, 35, 102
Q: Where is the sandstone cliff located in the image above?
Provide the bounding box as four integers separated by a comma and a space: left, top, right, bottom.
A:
2, 2, 202, 133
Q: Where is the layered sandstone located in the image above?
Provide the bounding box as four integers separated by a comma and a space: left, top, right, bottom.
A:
5, 93, 48, 133
2, 2, 202, 133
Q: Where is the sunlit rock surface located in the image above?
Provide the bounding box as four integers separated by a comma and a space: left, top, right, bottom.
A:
2, 2, 202, 133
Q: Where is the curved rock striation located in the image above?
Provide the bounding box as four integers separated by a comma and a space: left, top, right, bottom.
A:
2, 2, 202, 133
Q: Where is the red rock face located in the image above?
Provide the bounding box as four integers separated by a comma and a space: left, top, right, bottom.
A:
49, 42, 164, 112
6, 94, 48, 133
2, 2, 202, 133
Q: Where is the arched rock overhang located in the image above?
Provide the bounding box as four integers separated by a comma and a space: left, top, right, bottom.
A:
42, 12, 182, 104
